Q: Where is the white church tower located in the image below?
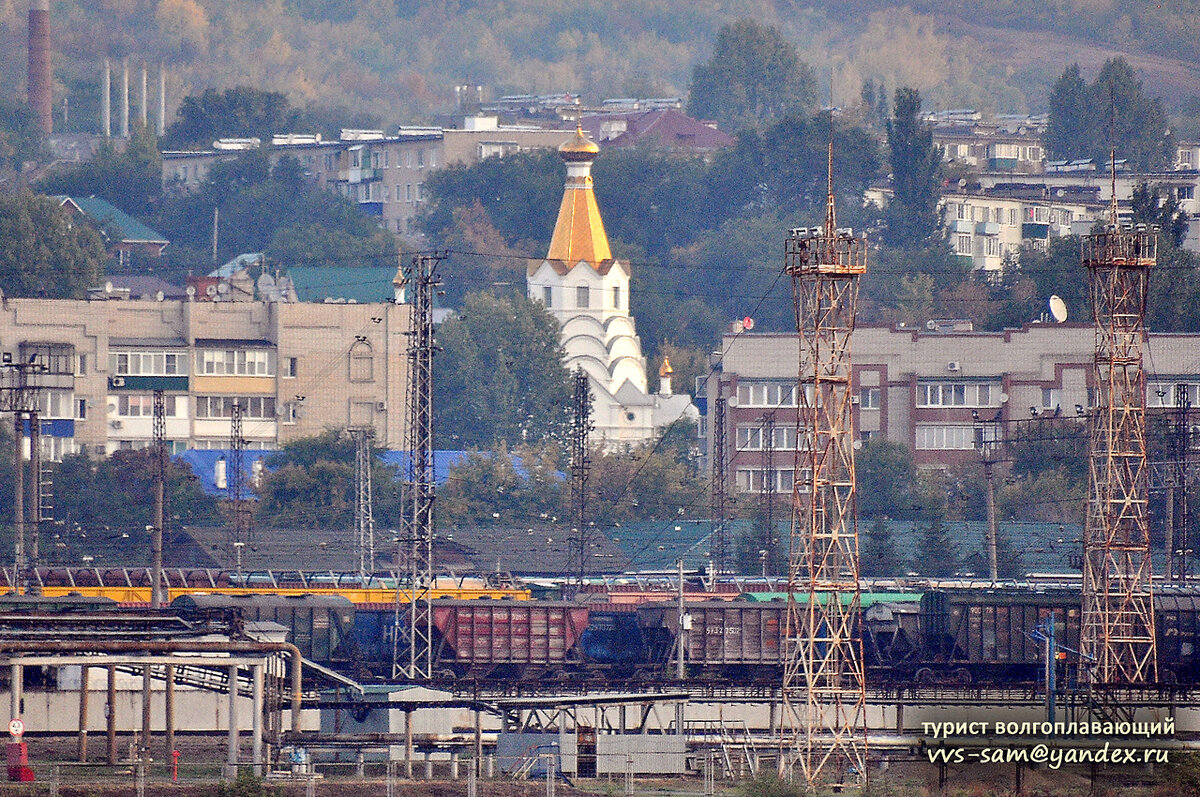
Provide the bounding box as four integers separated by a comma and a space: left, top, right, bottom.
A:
527, 127, 661, 445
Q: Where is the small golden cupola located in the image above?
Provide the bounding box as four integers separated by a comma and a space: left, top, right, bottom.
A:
658, 355, 673, 396
546, 125, 612, 269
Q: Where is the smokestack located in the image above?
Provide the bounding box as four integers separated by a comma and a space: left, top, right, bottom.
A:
140, 63, 147, 127
102, 59, 111, 137
158, 63, 165, 135
121, 59, 129, 138
27, 0, 51, 136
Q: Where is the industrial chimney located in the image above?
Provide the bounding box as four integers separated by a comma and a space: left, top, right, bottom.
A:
27, 0, 51, 136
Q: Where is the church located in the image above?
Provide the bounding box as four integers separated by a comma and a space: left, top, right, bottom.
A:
526, 127, 695, 446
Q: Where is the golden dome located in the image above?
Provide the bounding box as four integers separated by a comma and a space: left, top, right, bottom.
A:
559, 125, 600, 159
659, 356, 673, 378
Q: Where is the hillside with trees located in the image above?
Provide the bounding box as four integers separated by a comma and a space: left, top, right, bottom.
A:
3, 1, 1200, 135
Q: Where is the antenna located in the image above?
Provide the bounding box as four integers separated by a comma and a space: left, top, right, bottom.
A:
1049, 295, 1068, 324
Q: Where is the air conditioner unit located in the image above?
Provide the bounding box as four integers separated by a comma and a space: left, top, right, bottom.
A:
947, 361, 962, 372
109, 420, 122, 429
376, 401, 387, 411
110, 376, 126, 388
850, 395, 861, 405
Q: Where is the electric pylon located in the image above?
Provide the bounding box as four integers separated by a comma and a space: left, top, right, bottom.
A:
569, 369, 592, 588
710, 394, 729, 576
352, 427, 377, 579
760, 410, 776, 575
151, 390, 166, 609
1080, 158, 1157, 687
393, 253, 442, 681
778, 134, 868, 789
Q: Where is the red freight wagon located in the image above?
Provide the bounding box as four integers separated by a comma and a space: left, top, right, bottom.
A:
432, 601, 590, 679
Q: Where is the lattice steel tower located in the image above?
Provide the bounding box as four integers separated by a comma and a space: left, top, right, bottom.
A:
1080, 169, 1158, 686
569, 369, 592, 587
709, 394, 729, 576
352, 427, 377, 579
778, 140, 868, 789
393, 253, 442, 681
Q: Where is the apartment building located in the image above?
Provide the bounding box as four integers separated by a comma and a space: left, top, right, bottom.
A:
706, 324, 1200, 489
1, 297, 409, 460
163, 118, 569, 239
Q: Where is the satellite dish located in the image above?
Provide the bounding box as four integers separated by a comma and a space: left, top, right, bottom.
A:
216, 282, 230, 294
205, 284, 218, 297
926, 319, 937, 330
1049, 295, 1068, 323
742, 316, 755, 330
155, 291, 165, 302
185, 285, 196, 298
104, 281, 113, 294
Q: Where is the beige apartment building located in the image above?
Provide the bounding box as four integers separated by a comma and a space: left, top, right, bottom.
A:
2, 297, 409, 459
707, 324, 1200, 490
163, 117, 570, 240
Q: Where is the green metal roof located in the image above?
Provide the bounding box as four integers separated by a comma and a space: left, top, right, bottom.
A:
738, 591, 921, 607
62, 196, 168, 244
286, 266, 397, 304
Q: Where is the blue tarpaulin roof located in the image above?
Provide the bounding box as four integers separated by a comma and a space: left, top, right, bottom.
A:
174, 449, 275, 500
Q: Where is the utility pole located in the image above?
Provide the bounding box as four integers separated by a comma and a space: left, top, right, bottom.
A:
1, 356, 45, 594
352, 427, 377, 579
974, 413, 1001, 582
27, 403, 40, 594
151, 390, 165, 609
228, 402, 249, 567
393, 253, 443, 681
709, 394, 728, 577
675, 558, 687, 680
1167, 383, 1191, 581
570, 370, 592, 589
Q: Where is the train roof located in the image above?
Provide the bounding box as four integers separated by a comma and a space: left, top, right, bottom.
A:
738, 592, 921, 607
170, 593, 355, 611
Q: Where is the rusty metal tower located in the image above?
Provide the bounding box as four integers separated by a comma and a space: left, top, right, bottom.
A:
1080, 162, 1158, 686
778, 137, 868, 788
709, 394, 729, 576
393, 253, 442, 681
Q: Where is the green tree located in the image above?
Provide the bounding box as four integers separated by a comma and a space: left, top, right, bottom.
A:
164, 87, 300, 149
435, 291, 573, 449
255, 430, 402, 530
860, 517, 903, 578
438, 441, 565, 527
687, 20, 816, 133
39, 122, 163, 216
884, 88, 943, 247
1131, 182, 1190, 249
0, 98, 45, 171
587, 436, 705, 524
856, 440, 917, 519
50, 450, 219, 533
0, 192, 108, 298
1043, 64, 1089, 164
913, 515, 959, 578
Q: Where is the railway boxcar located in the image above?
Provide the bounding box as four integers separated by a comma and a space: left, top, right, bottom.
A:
170, 593, 356, 665
1154, 592, 1200, 684
431, 600, 589, 679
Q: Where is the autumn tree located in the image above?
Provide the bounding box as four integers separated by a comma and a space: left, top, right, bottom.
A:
687, 20, 816, 133
0, 192, 108, 298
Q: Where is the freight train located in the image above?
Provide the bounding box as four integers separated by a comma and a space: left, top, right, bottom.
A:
166, 585, 1200, 687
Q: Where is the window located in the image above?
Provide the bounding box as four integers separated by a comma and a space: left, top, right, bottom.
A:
915, 424, 976, 450
416, 183, 425, 201
576, 285, 590, 308
282, 401, 299, 425
859, 387, 881, 409
372, 151, 381, 169
38, 391, 75, 418
22, 343, 74, 375
77, 399, 87, 420
198, 349, 273, 376
429, 149, 438, 167
736, 467, 810, 493
1180, 186, 1195, 201
77, 354, 87, 375
736, 426, 763, 450
736, 382, 797, 407
1149, 382, 1200, 408
117, 394, 178, 417
350, 401, 376, 426
417, 149, 425, 168
1009, 208, 1018, 226
283, 357, 298, 378
917, 382, 999, 408
542, 286, 552, 307
195, 396, 276, 419
613, 285, 621, 309
1042, 387, 1061, 410
956, 203, 967, 220
956, 234, 972, 255
349, 342, 374, 382
406, 184, 413, 202
986, 236, 1001, 257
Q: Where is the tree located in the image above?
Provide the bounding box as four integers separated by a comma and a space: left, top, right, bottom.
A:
1044, 64, 1089, 163
913, 515, 959, 578
435, 291, 573, 449
164, 87, 300, 149
1131, 182, 1190, 249
0, 192, 108, 298
860, 517, 903, 578
39, 122, 163, 216
0, 98, 45, 171
884, 87, 943, 247
255, 430, 403, 529
1043, 59, 1172, 171
438, 441, 565, 527
856, 439, 917, 519
687, 20, 816, 133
